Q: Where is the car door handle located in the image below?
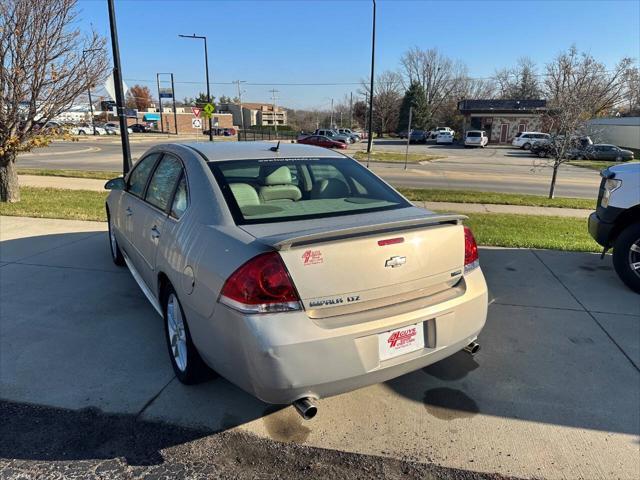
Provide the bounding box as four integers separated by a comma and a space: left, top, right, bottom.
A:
125, 207, 133, 216
150, 226, 161, 239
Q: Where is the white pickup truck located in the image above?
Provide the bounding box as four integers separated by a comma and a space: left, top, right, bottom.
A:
588, 162, 640, 292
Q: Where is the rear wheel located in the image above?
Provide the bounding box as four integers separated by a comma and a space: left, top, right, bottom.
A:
615, 156, 622, 162
163, 284, 212, 384
613, 223, 640, 293
523, 142, 531, 150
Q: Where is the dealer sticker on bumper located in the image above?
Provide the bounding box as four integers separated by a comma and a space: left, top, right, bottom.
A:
378, 322, 425, 361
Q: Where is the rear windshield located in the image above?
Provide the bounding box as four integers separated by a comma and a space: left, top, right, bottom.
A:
467, 131, 481, 137
209, 158, 410, 225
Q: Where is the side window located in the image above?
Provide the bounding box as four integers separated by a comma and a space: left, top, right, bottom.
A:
170, 175, 189, 219
127, 153, 160, 197
145, 155, 183, 211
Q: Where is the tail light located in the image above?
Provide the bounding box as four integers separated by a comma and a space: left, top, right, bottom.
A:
464, 226, 479, 273
219, 252, 302, 314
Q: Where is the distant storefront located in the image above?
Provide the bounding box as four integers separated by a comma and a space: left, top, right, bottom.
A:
458, 99, 548, 144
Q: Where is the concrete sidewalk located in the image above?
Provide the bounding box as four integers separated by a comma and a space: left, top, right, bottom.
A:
17, 174, 592, 218
1, 216, 638, 479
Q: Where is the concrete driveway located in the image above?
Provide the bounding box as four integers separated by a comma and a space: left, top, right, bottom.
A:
1, 216, 638, 479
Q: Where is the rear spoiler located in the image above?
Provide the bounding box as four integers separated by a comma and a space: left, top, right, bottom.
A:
260, 214, 467, 251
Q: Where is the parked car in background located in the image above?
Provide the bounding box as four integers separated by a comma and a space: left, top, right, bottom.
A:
464, 130, 488, 148
130, 123, 150, 133
71, 123, 106, 135
409, 129, 427, 143
297, 135, 348, 149
397, 129, 410, 139
314, 129, 352, 144
337, 128, 361, 142
104, 141, 488, 416
436, 131, 455, 145
588, 162, 640, 293
105, 122, 133, 135
573, 144, 634, 161
512, 132, 550, 150
430, 127, 455, 139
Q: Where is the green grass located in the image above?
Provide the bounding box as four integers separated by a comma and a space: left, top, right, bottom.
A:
352, 151, 445, 163
17, 168, 120, 180
0, 187, 107, 221
399, 188, 594, 209
462, 213, 599, 252
566, 160, 622, 171
0, 187, 599, 252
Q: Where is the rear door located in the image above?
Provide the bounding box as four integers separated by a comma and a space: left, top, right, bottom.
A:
130, 154, 184, 289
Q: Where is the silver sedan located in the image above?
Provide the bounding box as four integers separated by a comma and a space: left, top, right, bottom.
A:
105, 141, 488, 419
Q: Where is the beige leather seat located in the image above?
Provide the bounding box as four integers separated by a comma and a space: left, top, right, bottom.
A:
258, 166, 302, 203
310, 178, 350, 199
230, 183, 260, 209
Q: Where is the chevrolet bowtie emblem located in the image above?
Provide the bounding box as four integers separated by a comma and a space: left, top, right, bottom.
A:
385, 256, 407, 268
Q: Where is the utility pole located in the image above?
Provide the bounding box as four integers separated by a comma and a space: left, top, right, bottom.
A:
269, 88, 279, 135
234, 79, 246, 133
366, 0, 376, 157
330, 98, 334, 128
107, 0, 132, 174
81, 48, 101, 135
349, 91, 353, 128
179, 34, 213, 141
156, 73, 164, 133
170, 73, 178, 135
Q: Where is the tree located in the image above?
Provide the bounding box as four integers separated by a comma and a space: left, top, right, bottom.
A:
397, 82, 429, 132
360, 70, 402, 136
541, 47, 632, 198
399, 47, 466, 123
125, 84, 153, 111
0, 0, 109, 202
494, 57, 542, 99
622, 67, 640, 115
193, 92, 214, 107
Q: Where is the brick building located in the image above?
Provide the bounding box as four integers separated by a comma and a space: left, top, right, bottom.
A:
218, 102, 287, 128
128, 109, 235, 135
458, 99, 548, 144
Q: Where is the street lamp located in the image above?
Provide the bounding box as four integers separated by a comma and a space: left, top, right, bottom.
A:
366, 0, 376, 155
178, 34, 213, 141
81, 48, 101, 135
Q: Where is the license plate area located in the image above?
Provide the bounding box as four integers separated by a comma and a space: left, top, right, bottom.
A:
378, 322, 425, 361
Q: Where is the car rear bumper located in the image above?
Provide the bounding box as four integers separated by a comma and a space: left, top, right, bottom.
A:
196, 267, 488, 404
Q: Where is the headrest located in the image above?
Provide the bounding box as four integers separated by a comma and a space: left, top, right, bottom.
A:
230, 183, 260, 207
263, 166, 292, 185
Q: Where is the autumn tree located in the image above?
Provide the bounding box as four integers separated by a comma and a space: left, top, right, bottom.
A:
0, 0, 109, 202
494, 57, 542, 100
125, 84, 154, 111
541, 47, 632, 198
360, 70, 402, 136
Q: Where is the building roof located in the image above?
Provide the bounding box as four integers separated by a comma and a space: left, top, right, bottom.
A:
182, 141, 343, 162
458, 99, 547, 113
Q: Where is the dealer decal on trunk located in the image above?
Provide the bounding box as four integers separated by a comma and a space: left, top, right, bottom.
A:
301, 249, 323, 266
387, 327, 417, 348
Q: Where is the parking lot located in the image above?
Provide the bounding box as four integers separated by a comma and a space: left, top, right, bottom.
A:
1, 215, 638, 479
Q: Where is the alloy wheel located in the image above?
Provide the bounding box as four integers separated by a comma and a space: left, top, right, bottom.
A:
166, 293, 188, 372
629, 240, 640, 280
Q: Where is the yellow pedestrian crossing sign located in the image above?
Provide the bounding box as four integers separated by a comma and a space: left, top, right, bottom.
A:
202, 103, 215, 118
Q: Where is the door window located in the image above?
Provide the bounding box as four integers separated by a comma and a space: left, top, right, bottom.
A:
145, 155, 183, 211
127, 153, 161, 197
170, 175, 189, 219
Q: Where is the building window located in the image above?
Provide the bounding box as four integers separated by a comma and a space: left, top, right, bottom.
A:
518, 123, 526, 132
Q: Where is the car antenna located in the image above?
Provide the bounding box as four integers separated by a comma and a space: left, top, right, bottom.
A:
270, 141, 280, 152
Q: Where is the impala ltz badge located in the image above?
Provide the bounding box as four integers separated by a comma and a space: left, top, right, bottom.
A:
385, 256, 406, 268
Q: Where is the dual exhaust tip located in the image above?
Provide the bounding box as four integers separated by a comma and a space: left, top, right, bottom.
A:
293, 341, 480, 420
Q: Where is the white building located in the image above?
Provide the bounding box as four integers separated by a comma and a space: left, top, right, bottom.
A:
53, 104, 91, 123
587, 117, 640, 150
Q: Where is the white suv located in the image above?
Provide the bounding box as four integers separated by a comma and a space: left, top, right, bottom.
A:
512, 132, 550, 150
588, 162, 640, 293
464, 130, 488, 148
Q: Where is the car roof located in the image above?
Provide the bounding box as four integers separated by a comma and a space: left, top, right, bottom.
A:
181, 141, 345, 162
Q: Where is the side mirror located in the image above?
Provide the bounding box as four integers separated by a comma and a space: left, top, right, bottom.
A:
104, 177, 125, 190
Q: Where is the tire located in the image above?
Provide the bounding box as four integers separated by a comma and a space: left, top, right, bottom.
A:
537, 151, 547, 158
107, 209, 125, 266
523, 142, 531, 150
615, 156, 622, 162
612, 223, 640, 293
162, 284, 213, 384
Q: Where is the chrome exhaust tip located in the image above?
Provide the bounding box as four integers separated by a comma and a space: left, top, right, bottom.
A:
293, 397, 317, 420
463, 341, 480, 356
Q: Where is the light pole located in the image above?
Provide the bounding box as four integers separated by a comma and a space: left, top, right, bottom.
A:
330, 98, 334, 128
234, 79, 246, 134
269, 88, 279, 136
366, 0, 376, 155
179, 34, 213, 141
82, 48, 101, 135
107, 0, 132, 174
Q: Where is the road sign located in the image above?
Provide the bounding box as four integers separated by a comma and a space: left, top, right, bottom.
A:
192, 118, 202, 129
159, 88, 173, 99
202, 103, 215, 118
191, 106, 201, 118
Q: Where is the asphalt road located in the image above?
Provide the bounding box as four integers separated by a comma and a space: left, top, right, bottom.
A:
18, 137, 602, 198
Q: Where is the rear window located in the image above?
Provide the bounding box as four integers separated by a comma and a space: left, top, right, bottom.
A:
467, 131, 481, 137
209, 158, 410, 225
